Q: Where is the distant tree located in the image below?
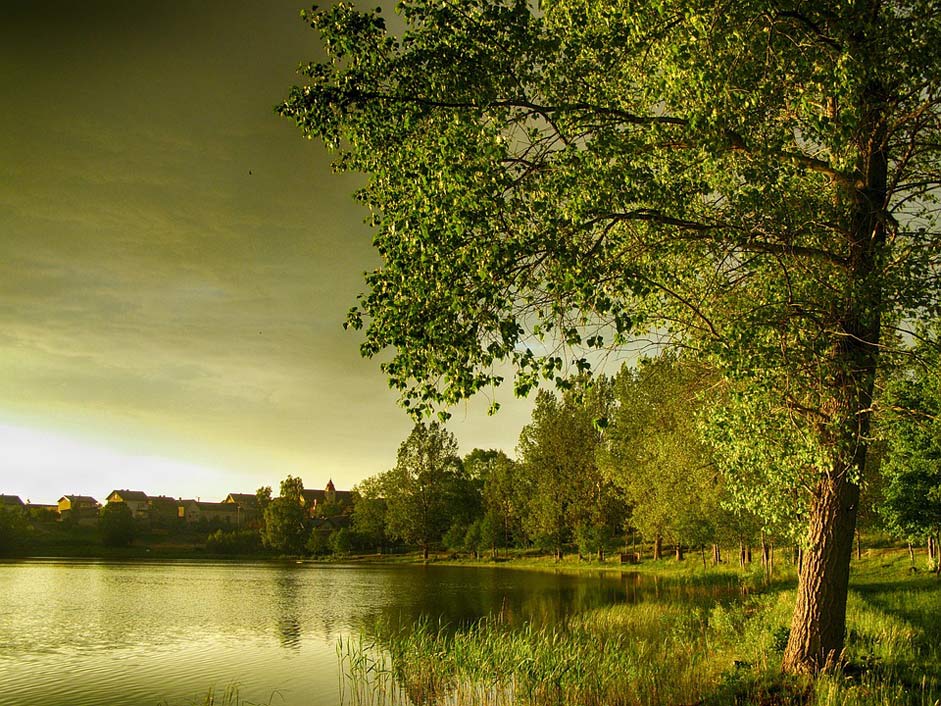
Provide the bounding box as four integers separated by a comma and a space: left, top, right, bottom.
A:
471, 450, 525, 552
330, 528, 353, 556
263, 477, 308, 555
0, 507, 28, 555
99, 502, 136, 548
351, 474, 389, 552
304, 529, 328, 556
384, 422, 464, 559
878, 353, 941, 571
517, 381, 612, 560
603, 356, 721, 561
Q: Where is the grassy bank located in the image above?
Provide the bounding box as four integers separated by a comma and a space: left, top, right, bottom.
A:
338, 549, 941, 706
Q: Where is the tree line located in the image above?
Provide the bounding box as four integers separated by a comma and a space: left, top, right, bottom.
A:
345, 344, 941, 573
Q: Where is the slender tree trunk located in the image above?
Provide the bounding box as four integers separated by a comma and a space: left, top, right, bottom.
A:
935, 532, 940, 575
908, 542, 915, 567
855, 529, 862, 560
598, 546, 604, 562
701, 544, 707, 570
422, 544, 429, 561
712, 543, 721, 565
653, 534, 662, 561
745, 545, 752, 564
769, 543, 775, 576
675, 543, 684, 561
739, 541, 746, 569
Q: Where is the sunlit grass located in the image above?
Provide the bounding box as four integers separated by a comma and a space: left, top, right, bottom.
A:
338, 551, 941, 706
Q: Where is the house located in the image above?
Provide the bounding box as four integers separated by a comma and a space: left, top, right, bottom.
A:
148, 495, 183, 527
300, 479, 353, 519
57, 495, 100, 524
179, 499, 240, 526
222, 493, 261, 522
0, 494, 25, 511
105, 490, 150, 519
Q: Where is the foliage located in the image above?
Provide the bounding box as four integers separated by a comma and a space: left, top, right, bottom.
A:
263, 476, 308, 555
351, 475, 389, 552
0, 507, 28, 555
603, 356, 726, 551
878, 337, 941, 547
330, 527, 353, 555
517, 381, 617, 558
206, 529, 263, 555
98, 502, 136, 547
383, 422, 469, 556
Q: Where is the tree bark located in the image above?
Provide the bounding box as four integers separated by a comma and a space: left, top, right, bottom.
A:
675, 543, 684, 561
653, 534, 662, 561
782, 475, 860, 673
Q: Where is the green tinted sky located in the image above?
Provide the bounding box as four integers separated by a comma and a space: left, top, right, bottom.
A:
0, 0, 534, 503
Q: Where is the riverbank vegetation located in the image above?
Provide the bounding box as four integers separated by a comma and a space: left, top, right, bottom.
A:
338, 551, 940, 706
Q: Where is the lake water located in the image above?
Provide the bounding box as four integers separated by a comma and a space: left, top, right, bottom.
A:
0, 559, 727, 706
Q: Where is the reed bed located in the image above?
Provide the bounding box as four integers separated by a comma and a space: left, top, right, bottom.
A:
337, 571, 941, 706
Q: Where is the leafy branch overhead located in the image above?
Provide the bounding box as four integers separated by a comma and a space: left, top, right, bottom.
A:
281, 0, 941, 422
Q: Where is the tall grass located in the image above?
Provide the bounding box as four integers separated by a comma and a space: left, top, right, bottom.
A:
338, 562, 941, 706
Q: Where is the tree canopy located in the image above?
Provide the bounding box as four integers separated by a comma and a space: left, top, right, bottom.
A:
282, 0, 941, 674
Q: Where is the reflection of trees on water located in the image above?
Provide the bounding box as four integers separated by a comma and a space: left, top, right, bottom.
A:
274, 573, 302, 650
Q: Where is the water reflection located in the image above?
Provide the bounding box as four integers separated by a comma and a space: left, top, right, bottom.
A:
274, 573, 302, 649
0, 560, 739, 706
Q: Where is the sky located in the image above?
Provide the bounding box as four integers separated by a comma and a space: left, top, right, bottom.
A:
0, 0, 536, 505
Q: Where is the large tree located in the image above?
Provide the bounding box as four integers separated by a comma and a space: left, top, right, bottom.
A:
603, 356, 721, 560
384, 422, 466, 559
282, 0, 941, 673
517, 381, 611, 559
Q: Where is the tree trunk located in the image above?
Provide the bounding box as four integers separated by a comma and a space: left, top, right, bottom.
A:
675, 543, 684, 561
701, 544, 707, 570
653, 534, 662, 561
422, 544, 429, 561
739, 541, 746, 569
782, 475, 859, 673
555, 546, 562, 562
908, 542, 915, 567
712, 544, 721, 565
745, 545, 752, 564
769, 543, 775, 576
855, 529, 862, 560
598, 546, 604, 562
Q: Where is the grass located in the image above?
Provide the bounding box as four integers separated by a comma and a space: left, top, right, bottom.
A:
157, 684, 283, 706
337, 548, 941, 706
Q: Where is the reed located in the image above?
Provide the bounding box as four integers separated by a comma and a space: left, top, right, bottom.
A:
338, 561, 941, 706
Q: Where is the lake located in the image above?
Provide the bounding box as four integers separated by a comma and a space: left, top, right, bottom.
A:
0, 559, 728, 706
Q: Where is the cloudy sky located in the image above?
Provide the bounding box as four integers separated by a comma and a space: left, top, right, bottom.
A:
0, 0, 535, 505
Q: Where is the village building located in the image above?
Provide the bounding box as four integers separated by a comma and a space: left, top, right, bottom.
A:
179, 499, 240, 526
57, 495, 100, 525
300, 479, 353, 519
0, 494, 25, 511
222, 492, 262, 523
148, 495, 183, 527
105, 490, 150, 519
